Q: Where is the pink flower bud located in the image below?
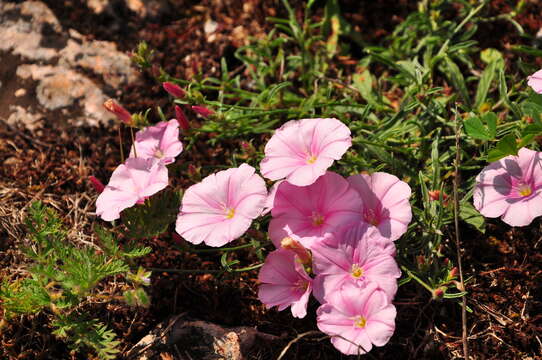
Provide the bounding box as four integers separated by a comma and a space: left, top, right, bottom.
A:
449, 267, 458, 279
432, 287, 445, 300
163, 82, 185, 98
429, 190, 448, 201
281, 236, 311, 265
88, 176, 105, 193
175, 105, 190, 131
191, 105, 214, 118
103, 99, 132, 125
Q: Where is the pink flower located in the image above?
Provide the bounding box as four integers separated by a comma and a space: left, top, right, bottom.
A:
129, 120, 183, 164
348, 172, 412, 241
527, 69, 542, 94
474, 147, 542, 226
175, 164, 267, 247
268, 172, 362, 249
311, 224, 401, 303
261, 180, 283, 215
162, 82, 185, 98
258, 248, 313, 318
175, 105, 190, 131
103, 99, 132, 125
260, 118, 352, 186
317, 282, 396, 355
96, 158, 169, 221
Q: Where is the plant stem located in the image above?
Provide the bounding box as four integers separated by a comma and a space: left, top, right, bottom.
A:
187, 242, 256, 253
130, 127, 137, 158
118, 126, 124, 162
400, 266, 434, 293
453, 110, 469, 360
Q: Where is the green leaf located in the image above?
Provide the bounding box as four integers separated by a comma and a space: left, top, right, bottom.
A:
122, 189, 181, 239
474, 60, 497, 110
444, 57, 470, 107
464, 112, 496, 140
487, 134, 518, 162
480, 48, 503, 64
459, 201, 485, 233
482, 112, 497, 138
464, 116, 490, 140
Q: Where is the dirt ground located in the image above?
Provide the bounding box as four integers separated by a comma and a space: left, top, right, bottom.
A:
1, 0, 541, 359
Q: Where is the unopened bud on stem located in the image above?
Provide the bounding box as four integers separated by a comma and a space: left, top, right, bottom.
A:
175, 105, 190, 131
163, 82, 185, 98
192, 105, 214, 118
104, 99, 133, 125
88, 176, 105, 193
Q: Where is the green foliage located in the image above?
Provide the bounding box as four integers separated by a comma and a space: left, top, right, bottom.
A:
0, 202, 151, 359
52, 316, 120, 360
132, 0, 539, 299
121, 189, 181, 239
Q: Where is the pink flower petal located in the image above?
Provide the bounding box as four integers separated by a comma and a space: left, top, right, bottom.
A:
175, 163, 267, 246
269, 171, 362, 248
96, 158, 168, 221
130, 120, 183, 164
528, 69, 542, 94
260, 118, 352, 186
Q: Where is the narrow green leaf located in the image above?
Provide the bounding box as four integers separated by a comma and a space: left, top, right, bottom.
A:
444, 57, 470, 107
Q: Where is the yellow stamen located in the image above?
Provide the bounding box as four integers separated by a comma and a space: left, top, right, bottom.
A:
363, 208, 379, 226
225, 208, 235, 219
518, 184, 533, 197
351, 264, 364, 278
306, 155, 317, 164
354, 316, 367, 328
154, 149, 164, 158
312, 212, 325, 226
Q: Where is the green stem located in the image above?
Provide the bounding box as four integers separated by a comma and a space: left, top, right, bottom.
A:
400, 265, 434, 293
187, 243, 256, 253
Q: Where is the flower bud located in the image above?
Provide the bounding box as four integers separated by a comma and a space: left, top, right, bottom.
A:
449, 267, 458, 280
104, 99, 132, 125
175, 105, 190, 131
192, 105, 214, 118
163, 82, 185, 98
281, 236, 311, 265
429, 189, 448, 202
88, 176, 105, 193
432, 287, 445, 300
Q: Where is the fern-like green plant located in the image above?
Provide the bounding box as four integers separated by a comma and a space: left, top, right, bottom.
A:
0, 201, 152, 359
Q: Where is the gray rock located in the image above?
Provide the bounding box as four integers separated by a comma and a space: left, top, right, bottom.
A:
0, 1, 65, 61
127, 315, 281, 360
6, 105, 43, 131
0, 1, 140, 129
16, 64, 116, 126
59, 39, 138, 89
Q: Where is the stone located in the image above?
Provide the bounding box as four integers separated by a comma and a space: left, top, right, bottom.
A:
0, 1, 140, 129
0, 1, 65, 61
6, 106, 44, 131
16, 64, 116, 126
127, 315, 281, 360
59, 39, 138, 89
